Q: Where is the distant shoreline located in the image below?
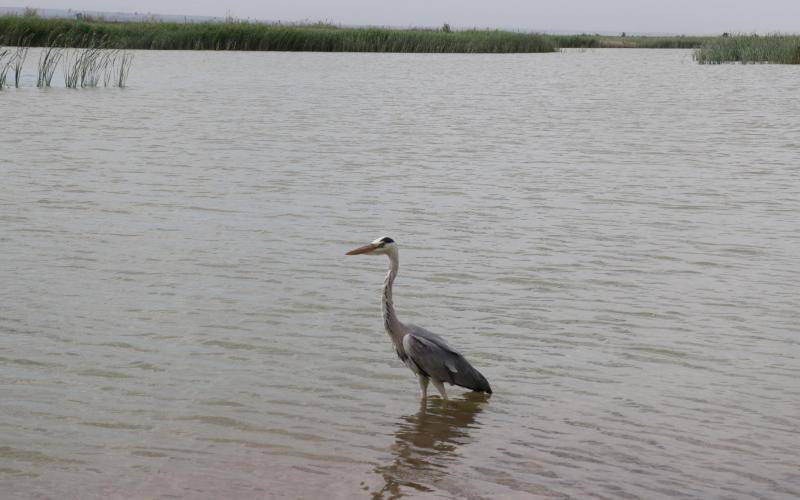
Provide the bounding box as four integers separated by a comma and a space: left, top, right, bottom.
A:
3, 15, 797, 63
0, 16, 711, 53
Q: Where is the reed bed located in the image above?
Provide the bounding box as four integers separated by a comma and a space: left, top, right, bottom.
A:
553, 34, 710, 49
61, 47, 134, 87
0, 17, 557, 53
63, 46, 103, 87
0, 16, 720, 53
0, 25, 134, 89
4, 15, 797, 67
695, 35, 800, 64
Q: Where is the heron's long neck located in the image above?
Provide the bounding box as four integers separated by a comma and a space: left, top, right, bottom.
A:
382, 252, 404, 345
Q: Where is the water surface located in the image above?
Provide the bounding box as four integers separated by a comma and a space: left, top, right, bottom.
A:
1, 49, 799, 498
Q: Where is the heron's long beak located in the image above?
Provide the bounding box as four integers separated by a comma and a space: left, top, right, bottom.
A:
346, 243, 377, 255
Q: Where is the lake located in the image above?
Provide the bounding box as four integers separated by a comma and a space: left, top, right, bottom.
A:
1, 48, 798, 499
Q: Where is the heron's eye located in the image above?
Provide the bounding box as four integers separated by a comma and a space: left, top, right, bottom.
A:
381, 237, 394, 244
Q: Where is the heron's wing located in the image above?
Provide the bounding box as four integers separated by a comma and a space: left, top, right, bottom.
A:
402, 327, 492, 394
406, 324, 459, 354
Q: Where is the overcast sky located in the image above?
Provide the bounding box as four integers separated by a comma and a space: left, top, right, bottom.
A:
21, 1, 800, 34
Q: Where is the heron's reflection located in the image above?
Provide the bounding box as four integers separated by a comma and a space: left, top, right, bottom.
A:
372, 393, 489, 499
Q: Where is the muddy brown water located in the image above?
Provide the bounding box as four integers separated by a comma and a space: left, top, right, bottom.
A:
1, 48, 799, 498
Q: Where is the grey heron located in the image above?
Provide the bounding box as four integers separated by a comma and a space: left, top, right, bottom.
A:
346, 237, 492, 400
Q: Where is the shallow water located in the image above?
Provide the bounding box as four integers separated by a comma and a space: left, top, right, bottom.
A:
1, 48, 799, 499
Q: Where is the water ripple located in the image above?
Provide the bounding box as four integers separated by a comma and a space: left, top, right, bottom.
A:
1, 48, 799, 499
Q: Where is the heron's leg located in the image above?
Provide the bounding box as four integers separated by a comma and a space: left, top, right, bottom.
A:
431, 379, 448, 401
418, 375, 429, 399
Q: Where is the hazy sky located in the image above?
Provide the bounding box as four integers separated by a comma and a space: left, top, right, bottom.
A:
23, 1, 800, 34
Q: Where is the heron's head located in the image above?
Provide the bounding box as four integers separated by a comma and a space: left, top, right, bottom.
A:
346, 236, 397, 256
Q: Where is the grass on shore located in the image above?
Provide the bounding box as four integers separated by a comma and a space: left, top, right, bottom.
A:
0, 16, 718, 54
0, 16, 558, 53
694, 35, 800, 64
6, 15, 796, 63
553, 34, 710, 49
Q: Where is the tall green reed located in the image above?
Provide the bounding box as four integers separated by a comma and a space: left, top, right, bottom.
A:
37, 43, 62, 87
63, 47, 134, 88
13, 45, 28, 87
114, 51, 133, 87
0, 44, 27, 89
0, 48, 10, 88
63, 46, 103, 88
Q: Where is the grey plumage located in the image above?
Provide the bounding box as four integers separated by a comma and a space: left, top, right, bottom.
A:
402, 324, 492, 394
346, 237, 492, 400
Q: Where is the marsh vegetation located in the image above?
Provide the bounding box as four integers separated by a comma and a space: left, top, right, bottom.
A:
552, 34, 710, 49
0, 16, 558, 53
2, 15, 798, 65
694, 34, 800, 64
0, 38, 133, 89
0, 44, 26, 88
61, 47, 134, 88
36, 44, 61, 87
0, 16, 719, 54
0, 48, 10, 87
